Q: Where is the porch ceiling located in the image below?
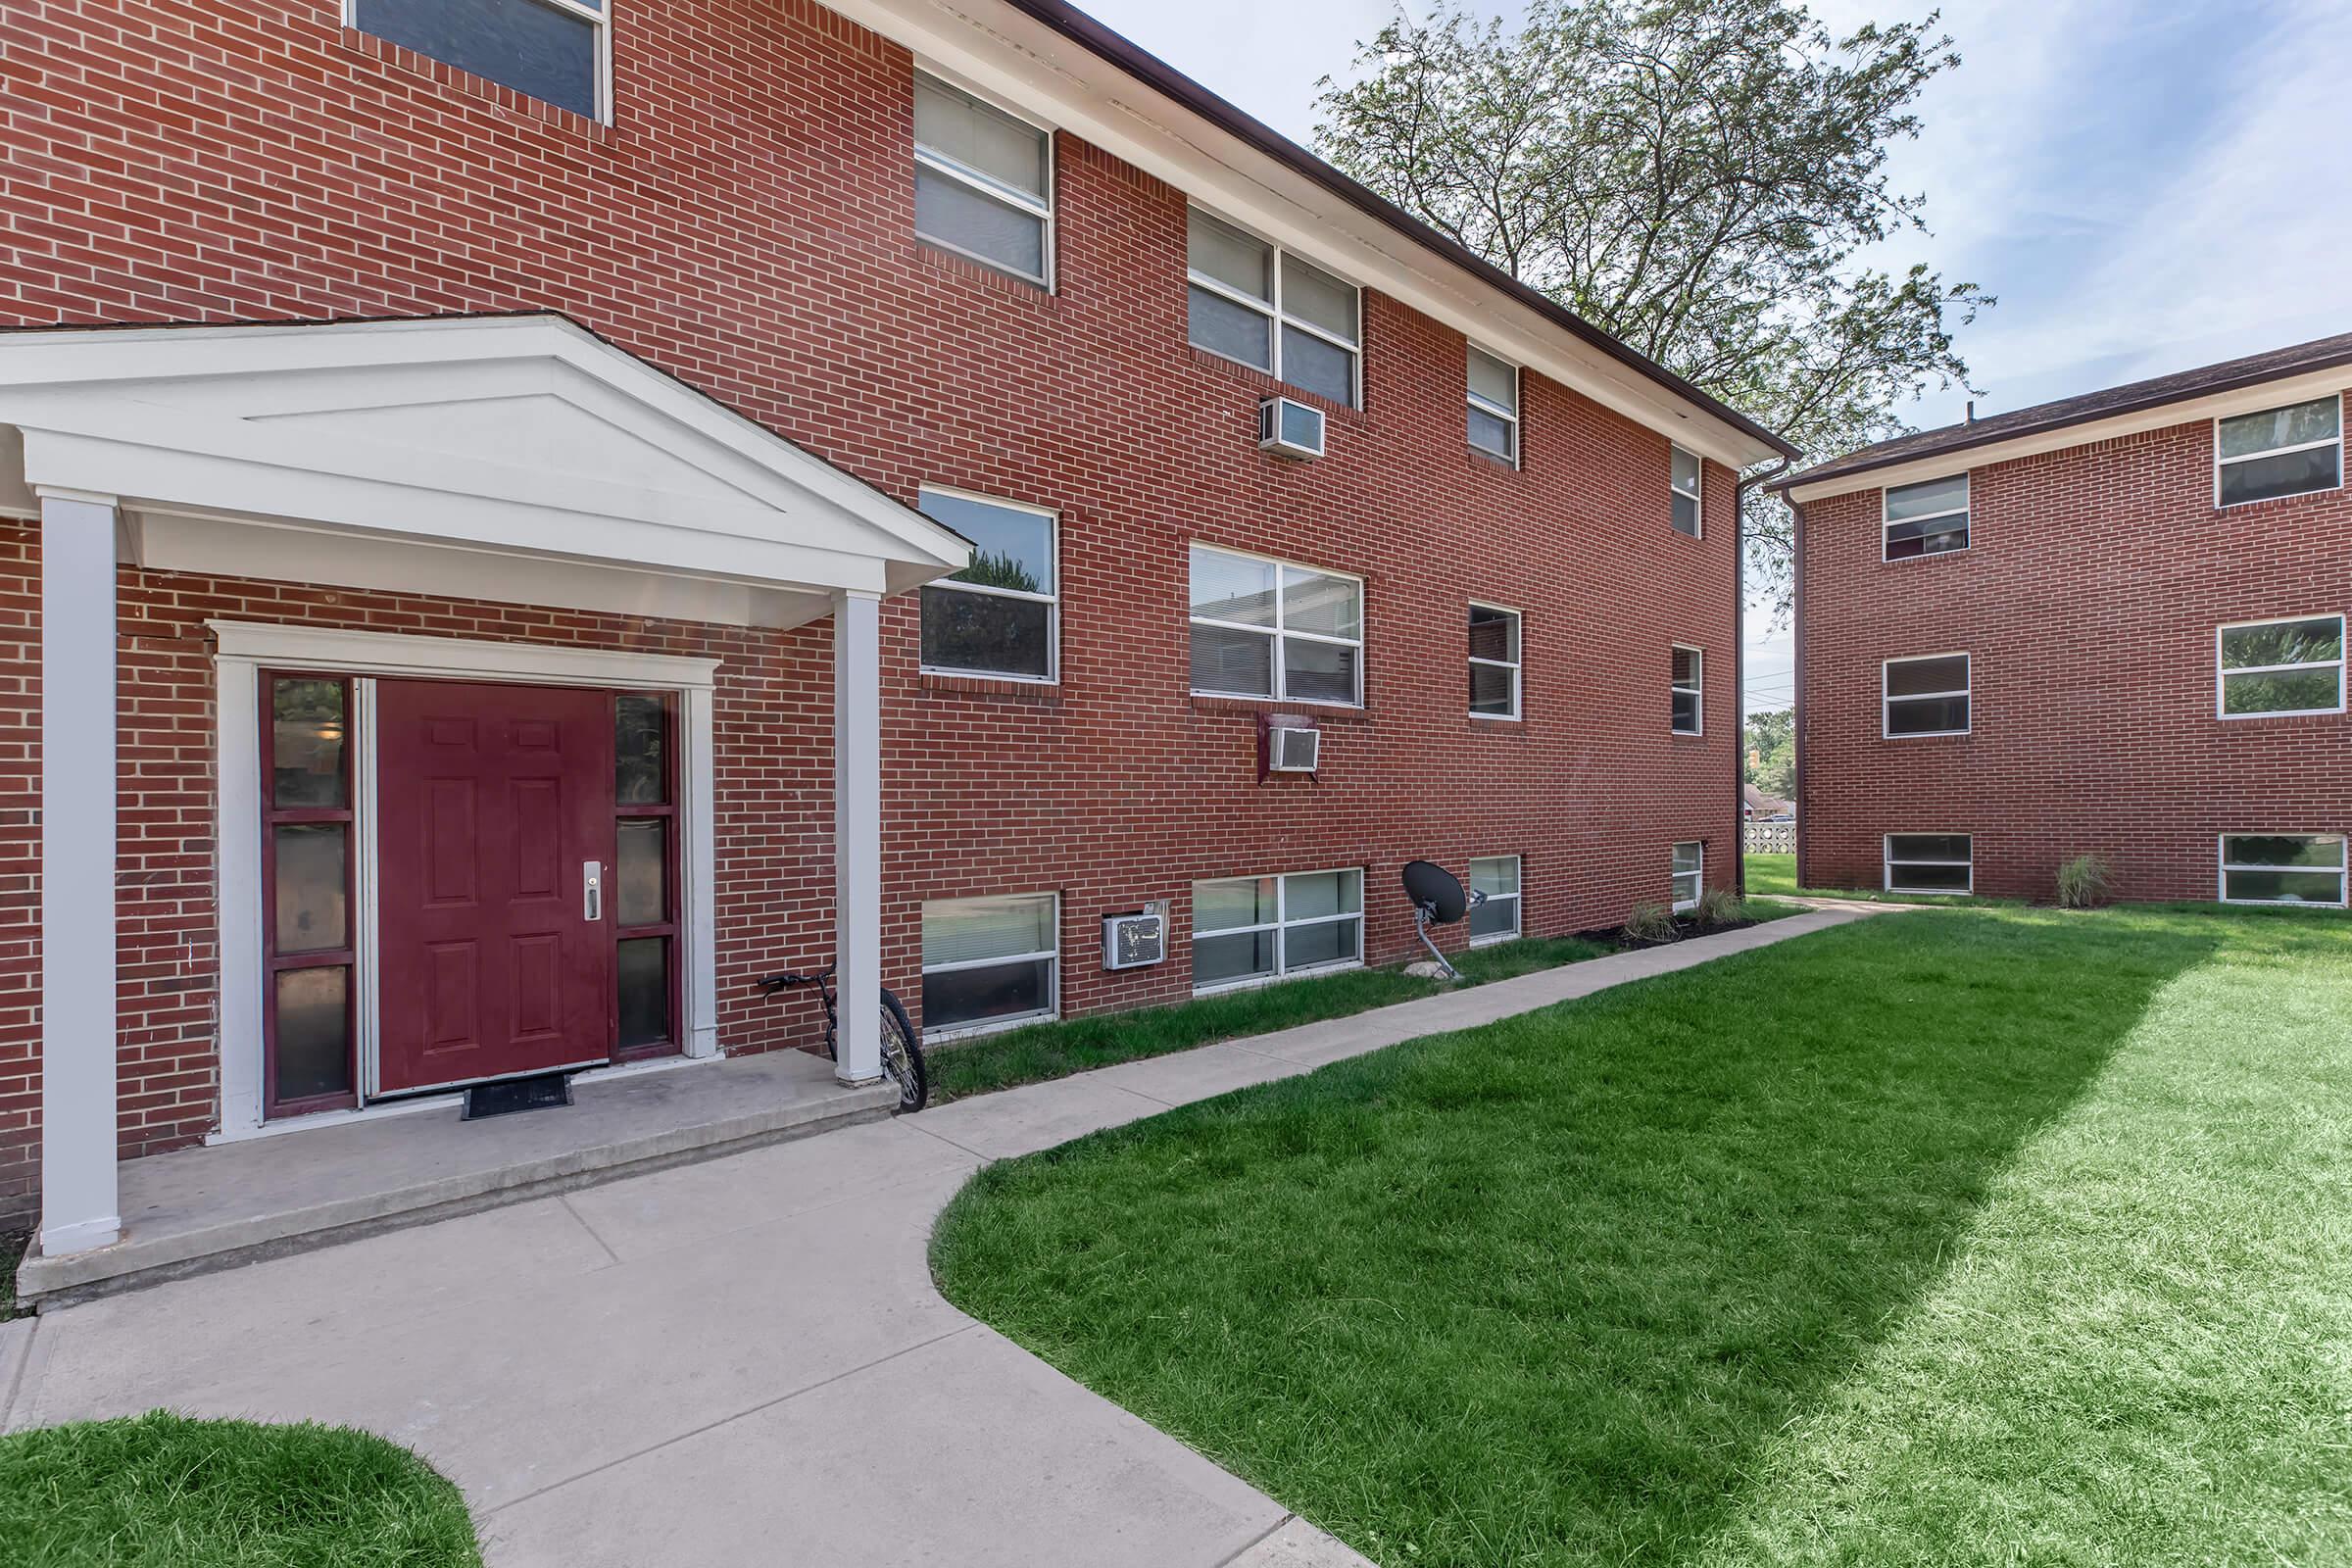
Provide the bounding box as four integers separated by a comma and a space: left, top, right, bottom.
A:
0, 314, 970, 629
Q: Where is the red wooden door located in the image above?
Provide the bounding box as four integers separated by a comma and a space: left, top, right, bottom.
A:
375, 680, 615, 1094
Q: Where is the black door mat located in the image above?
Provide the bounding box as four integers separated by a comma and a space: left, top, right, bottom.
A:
463, 1073, 574, 1121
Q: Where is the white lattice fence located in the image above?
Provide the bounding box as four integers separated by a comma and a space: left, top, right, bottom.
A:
1744, 820, 1795, 855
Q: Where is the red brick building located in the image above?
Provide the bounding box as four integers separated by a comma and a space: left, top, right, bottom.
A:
1782, 334, 2351, 906
0, 0, 1790, 1275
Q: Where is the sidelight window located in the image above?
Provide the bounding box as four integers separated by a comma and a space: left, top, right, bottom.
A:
613, 693, 679, 1055
263, 674, 358, 1115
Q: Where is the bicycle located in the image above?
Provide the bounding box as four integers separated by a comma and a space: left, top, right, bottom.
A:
756, 962, 928, 1113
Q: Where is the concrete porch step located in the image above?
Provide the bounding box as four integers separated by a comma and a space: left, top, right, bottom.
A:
17, 1051, 895, 1307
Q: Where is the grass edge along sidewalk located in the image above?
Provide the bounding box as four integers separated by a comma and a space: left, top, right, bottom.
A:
929, 898, 1806, 1102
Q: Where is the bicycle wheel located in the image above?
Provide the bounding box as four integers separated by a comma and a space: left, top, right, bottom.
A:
877, 986, 928, 1113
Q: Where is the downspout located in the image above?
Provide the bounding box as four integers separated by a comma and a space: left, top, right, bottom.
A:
1734, 459, 1791, 898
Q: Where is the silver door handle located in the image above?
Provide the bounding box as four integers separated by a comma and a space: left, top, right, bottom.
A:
584, 861, 604, 922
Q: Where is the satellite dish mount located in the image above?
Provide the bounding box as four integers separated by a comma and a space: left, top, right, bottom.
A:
1399, 860, 1487, 981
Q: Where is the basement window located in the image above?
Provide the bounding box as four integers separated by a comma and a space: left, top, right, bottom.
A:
921, 894, 1060, 1038
2216, 396, 2342, 507
351, 0, 609, 121
1469, 856, 1521, 943
1193, 870, 1364, 992
2219, 835, 2347, 906
1886, 834, 1973, 895
1671, 842, 1704, 911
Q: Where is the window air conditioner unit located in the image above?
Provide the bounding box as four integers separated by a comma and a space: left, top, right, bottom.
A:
1102, 910, 1166, 970
1258, 396, 1326, 460
1259, 713, 1321, 776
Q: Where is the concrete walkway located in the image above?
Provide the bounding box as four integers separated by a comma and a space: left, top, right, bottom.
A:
1, 907, 1875, 1567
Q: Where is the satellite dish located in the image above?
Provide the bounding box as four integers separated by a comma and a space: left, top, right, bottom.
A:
1401, 860, 1468, 924
1400, 860, 1486, 981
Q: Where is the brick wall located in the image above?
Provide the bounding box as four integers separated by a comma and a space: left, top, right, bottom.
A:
1796, 395, 2352, 901
0, 0, 1740, 1206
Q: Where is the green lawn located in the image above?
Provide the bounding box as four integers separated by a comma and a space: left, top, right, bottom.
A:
0, 1412, 480, 1566
934, 905, 2352, 1566
930, 901, 1806, 1102
1743, 851, 1796, 897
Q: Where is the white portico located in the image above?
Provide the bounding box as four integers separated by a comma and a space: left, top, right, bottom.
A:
0, 314, 967, 1267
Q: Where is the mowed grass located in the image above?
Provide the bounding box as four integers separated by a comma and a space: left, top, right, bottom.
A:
1742, 852, 1796, 897
928, 932, 1609, 1101
0, 1411, 480, 1567
931, 901, 1807, 1102
933, 905, 2352, 1566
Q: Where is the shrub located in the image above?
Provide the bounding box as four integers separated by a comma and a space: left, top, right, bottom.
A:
2055, 855, 2116, 909
1694, 887, 1746, 926
1622, 903, 1678, 943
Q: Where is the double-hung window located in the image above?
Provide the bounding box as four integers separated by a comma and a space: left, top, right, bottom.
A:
913, 72, 1054, 285
2219, 835, 2347, 906
1469, 603, 1521, 719
920, 894, 1059, 1037
1193, 869, 1363, 991
1469, 857, 1521, 942
916, 488, 1057, 681
1884, 653, 1970, 737
1670, 447, 1702, 536
2216, 397, 2342, 507
1186, 209, 1361, 407
1189, 545, 1362, 705
1884, 474, 1969, 560
1886, 834, 1973, 895
351, 0, 610, 119
1671, 646, 1703, 734
2217, 614, 2344, 717
1468, 347, 1520, 461
1671, 843, 1704, 911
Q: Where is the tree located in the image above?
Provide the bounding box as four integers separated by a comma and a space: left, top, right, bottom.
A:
1742, 706, 1794, 802
1315, 0, 1988, 616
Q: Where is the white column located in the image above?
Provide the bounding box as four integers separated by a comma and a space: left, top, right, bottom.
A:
832, 589, 883, 1085
38, 490, 122, 1256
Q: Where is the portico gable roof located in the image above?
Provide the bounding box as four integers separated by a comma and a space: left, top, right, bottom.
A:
0, 313, 971, 629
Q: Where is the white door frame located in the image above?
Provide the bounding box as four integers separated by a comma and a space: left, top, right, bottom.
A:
211, 621, 722, 1142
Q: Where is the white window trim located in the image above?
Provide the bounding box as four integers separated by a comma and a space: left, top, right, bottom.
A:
1469, 600, 1522, 721
1885, 834, 1975, 896
1186, 206, 1362, 409
913, 70, 1056, 289
1670, 445, 1702, 538
2215, 613, 2346, 720
2214, 396, 2344, 510
919, 892, 1063, 1041
1883, 473, 1971, 562
1468, 346, 1521, 466
210, 622, 722, 1143
1671, 843, 1704, 912
916, 485, 1060, 685
346, 0, 613, 123
1671, 644, 1704, 735
1191, 869, 1366, 995
2218, 834, 2349, 907
1883, 652, 1972, 739
1468, 855, 1522, 946
1189, 542, 1365, 708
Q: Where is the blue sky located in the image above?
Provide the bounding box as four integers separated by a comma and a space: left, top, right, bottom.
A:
1078, 0, 2351, 716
